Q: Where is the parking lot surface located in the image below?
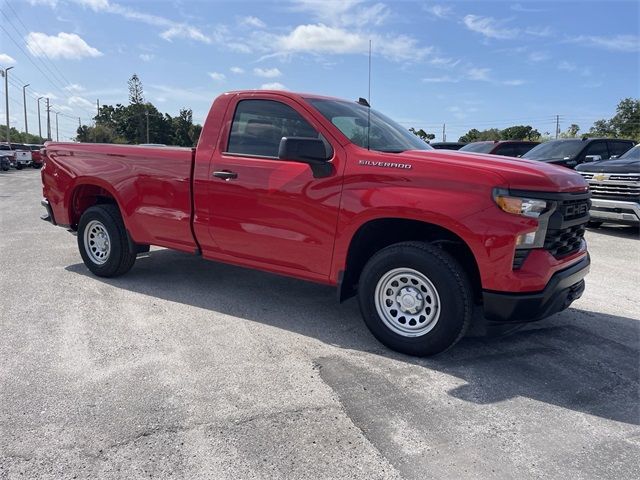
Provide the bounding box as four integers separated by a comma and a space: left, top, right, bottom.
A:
1, 168, 639, 479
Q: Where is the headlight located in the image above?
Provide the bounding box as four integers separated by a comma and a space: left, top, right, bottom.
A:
493, 188, 557, 250
493, 190, 550, 218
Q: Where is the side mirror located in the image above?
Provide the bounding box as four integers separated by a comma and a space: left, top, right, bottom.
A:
565, 160, 578, 167
584, 155, 602, 163
278, 137, 333, 178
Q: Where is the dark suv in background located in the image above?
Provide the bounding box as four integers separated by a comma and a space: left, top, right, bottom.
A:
522, 138, 634, 169
459, 140, 539, 157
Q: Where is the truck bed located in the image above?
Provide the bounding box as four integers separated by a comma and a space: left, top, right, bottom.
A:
43, 142, 198, 252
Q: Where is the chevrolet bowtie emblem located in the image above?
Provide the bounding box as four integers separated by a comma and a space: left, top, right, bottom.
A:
594, 173, 608, 181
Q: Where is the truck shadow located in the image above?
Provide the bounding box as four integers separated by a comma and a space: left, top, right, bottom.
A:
65, 248, 639, 425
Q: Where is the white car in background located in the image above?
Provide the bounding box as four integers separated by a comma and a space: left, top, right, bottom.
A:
7, 143, 33, 169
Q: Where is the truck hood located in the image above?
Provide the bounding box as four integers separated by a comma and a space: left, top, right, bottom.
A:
576, 158, 640, 173
399, 150, 588, 193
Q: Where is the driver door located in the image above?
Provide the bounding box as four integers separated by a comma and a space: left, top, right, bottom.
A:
204, 97, 343, 277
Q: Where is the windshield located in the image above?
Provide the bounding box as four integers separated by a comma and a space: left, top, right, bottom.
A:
307, 99, 432, 153
619, 144, 639, 160
459, 142, 495, 154
523, 140, 584, 160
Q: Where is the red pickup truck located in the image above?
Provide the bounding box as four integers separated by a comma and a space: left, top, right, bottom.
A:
41, 90, 591, 356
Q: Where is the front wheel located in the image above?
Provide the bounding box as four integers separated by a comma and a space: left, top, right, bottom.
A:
16, 164, 23, 170
358, 241, 473, 356
77, 204, 137, 277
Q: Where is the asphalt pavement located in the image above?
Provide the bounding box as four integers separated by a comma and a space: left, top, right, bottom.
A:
1, 168, 639, 479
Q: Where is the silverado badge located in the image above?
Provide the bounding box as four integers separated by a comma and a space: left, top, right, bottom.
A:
359, 160, 412, 170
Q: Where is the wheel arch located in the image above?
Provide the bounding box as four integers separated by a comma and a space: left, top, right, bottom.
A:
337, 217, 482, 304
67, 180, 123, 230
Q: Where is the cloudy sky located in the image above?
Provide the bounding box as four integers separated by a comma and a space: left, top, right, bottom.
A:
1, 0, 638, 142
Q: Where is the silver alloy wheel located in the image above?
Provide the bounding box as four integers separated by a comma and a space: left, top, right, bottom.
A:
83, 220, 111, 265
374, 267, 441, 337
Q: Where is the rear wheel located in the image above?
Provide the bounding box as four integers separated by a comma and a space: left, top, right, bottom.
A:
77, 204, 137, 277
358, 241, 472, 356
16, 164, 23, 170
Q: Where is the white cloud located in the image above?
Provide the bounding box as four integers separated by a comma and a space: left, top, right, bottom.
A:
291, 0, 390, 28
259, 82, 287, 90
0, 53, 17, 66
139, 53, 155, 62
27, 0, 58, 6
65, 83, 85, 92
528, 51, 550, 62
209, 72, 226, 82
423, 76, 459, 83
253, 67, 282, 78
72, 0, 214, 44
271, 24, 428, 61
502, 79, 526, 86
56, 105, 73, 112
25, 32, 102, 59
160, 25, 211, 43
425, 5, 452, 19
462, 15, 518, 39
558, 60, 577, 72
230, 66, 245, 74
240, 16, 266, 29
568, 34, 640, 52
525, 26, 552, 37
68, 96, 94, 108
429, 56, 460, 68
467, 67, 491, 81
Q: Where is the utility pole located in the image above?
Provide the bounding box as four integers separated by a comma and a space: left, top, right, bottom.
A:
2, 66, 14, 143
555, 115, 560, 139
442, 123, 446, 142
22, 84, 30, 135
37, 97, 43, 139
55, 112, 59, 142
96, 99, 100, 117
78, 117, 81, 128
46, 98, 51, 141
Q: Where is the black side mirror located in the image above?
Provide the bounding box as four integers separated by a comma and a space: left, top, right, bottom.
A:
278, 137, 333, 178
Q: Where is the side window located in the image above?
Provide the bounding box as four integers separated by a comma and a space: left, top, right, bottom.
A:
584, 141, 609, 159
226, 100, 320, 158
516, 144, 536, 157
608, 141, 632, 157
494, 144, 516, 157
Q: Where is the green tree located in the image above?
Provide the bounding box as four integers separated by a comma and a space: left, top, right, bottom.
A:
409, 127, 436, 143
0, 125, 45, 144
458, 128, 501, 142
589, 98, 640, 141
501, 125, 541, 140
560, 124, 580, 138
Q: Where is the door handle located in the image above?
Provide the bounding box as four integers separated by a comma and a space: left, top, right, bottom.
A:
213, 170, 238, 181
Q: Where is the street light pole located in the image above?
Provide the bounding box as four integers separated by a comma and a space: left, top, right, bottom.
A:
22, 84, 30, 135
2, 66, 14, 143
55, 112, 59, 142
46, 98, 51, 141
37, 97, 43, 139
145, 110, 150, 143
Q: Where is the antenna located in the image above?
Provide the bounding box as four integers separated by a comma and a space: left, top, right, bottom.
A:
367, 39, 372, 151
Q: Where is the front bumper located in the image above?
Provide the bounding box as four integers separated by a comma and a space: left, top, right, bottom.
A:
589, 198, 640, 224
482, 255, 590, 323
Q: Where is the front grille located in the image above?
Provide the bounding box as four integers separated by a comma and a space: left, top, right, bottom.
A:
544, 223, 586, 258
542, 194, 590, 259
578, 172, 640, 201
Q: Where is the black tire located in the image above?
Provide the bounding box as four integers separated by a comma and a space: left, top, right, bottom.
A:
587, 221, 602, 228
358, 241, 473, 356
77, 204, 137, 277
16, 164, 23, 170
1, 167, 8, 171
32, 164, 42, 169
